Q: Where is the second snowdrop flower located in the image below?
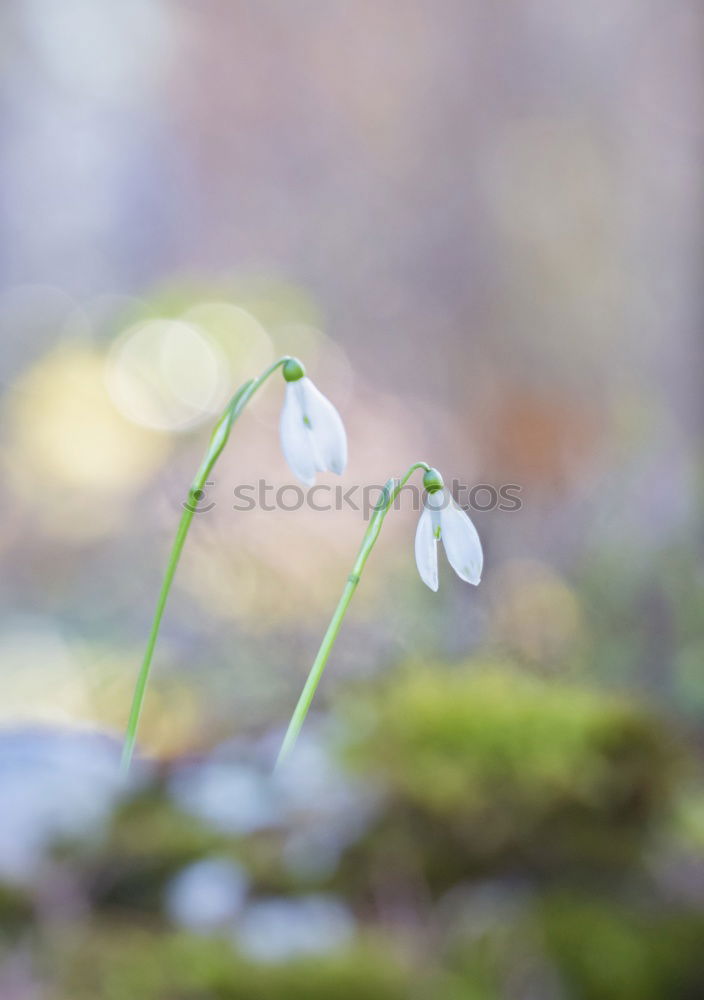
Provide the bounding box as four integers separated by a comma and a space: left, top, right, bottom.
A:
277, 461, 484, 767
279, 358, 348, 486
415, 468, 483, 591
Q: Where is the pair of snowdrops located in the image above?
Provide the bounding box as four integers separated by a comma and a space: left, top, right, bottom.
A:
121, 355, 483, 774
280, 359, 483, 591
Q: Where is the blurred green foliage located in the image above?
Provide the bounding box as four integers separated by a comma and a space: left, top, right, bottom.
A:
4, 661, 704, 999
67, 792, 228, 913
51, 928, 410, 1000
340, 665, 674, 886
540, 895, 704, 1000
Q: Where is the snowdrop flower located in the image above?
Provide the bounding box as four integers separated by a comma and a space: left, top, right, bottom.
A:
279, 359, 348, 486
414, 468, 483, 591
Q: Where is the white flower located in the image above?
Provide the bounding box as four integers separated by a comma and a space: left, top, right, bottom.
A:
279, 376, 348, 486
414, 488, 483, 591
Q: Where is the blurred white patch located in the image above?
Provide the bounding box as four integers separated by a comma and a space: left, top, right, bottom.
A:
21, 0, 174, 105
236, 895, 355, 962
165, 857, 248, 932
169, 761, 281, 835
0, 616, 87, 726
105, 319, 228, 431
273, 731, 378, 838
181, 302, 274, 388
0, 729, 120, 882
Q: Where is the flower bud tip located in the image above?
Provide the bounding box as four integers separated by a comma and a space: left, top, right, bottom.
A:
423, 467, 444, 493
282, 358, 306, 382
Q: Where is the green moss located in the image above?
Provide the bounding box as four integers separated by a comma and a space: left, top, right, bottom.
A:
64, 790, 234, 912
0, 881, 33, 932
541, 895, 704, 1000
340, 665, 675, 882
52, 925, 411, 1000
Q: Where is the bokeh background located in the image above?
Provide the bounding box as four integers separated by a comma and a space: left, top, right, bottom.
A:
1, 2, 703, 997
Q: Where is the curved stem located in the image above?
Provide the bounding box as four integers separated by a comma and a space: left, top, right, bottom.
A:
120, 357, 292, 777
275, 461, 430, 768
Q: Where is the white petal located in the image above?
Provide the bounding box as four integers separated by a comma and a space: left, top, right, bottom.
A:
298, 377, 348, 476
439, 498, 483, 585
279, 383, 316, 486
414, 504, 439, 592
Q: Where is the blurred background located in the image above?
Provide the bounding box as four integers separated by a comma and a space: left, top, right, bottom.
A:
1, 2, 703, 997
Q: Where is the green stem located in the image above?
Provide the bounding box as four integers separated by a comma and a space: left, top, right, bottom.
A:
275, 461, 430, 768
120, 356, 293, 777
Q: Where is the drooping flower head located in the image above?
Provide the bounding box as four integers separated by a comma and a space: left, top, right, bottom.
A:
279, 358, 348, 487
414, 467, 483, 591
